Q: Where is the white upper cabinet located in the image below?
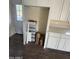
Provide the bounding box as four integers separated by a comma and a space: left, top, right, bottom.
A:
23, 0, 50, 7
60, 0, 70, 20
48, 0, 69, 20
48, 0, 64, 20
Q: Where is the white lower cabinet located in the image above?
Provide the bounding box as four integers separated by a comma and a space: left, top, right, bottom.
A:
63, 39, 70, 51
58, 38, 66, 51
57, 38, 70, 52
46, 32, 70, 52
47, 37, 59, 49
47, 32, 60, 49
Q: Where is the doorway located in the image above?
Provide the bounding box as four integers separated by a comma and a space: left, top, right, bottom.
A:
23, 6, 49, 46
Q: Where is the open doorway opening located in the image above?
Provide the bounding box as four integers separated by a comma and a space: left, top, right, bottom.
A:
23, 6, 49, 46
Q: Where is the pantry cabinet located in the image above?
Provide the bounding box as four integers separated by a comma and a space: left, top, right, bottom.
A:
27, 20, 37, 43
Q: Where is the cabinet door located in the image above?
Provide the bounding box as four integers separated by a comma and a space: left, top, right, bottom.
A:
48, 0, 64, 20
47, 36, 59, 49
63, 39, 70, 52
58, 38, 66, 51
57, 34, 70, 51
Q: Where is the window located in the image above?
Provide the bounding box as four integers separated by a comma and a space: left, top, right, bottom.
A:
16, 5, 23, 21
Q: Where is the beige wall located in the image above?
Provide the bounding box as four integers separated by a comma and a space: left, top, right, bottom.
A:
38, 8, 49, 34
24, 6, 49, 34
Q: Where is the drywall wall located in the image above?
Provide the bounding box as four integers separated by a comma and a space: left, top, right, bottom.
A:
24, 6, 49, 34
9, 2, 16, 36
13, 0, 23, 34
10, 0, 23, 34
38, 8, 49, 34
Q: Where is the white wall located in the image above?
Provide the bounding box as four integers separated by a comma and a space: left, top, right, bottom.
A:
9, 2, 16, 37
9, 0, 23, 35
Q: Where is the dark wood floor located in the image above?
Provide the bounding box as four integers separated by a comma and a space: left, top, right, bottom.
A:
9, 33, 70, 59
9, 33, 23, 57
